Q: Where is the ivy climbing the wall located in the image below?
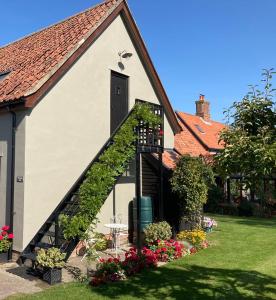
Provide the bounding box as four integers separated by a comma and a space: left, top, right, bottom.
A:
59, 103, 161, 240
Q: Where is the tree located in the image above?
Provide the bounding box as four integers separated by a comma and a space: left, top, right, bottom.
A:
216, 69, 276, 200
170, 155, 214, 229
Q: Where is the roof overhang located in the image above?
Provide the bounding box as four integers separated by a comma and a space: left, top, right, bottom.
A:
2, 1, 181, 133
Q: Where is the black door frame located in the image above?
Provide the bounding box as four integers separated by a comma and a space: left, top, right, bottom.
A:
110, 70, 129, 134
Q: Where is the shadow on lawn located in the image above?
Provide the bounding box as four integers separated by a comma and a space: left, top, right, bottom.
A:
92, 265, 276, 300
216, 215, 276, 229
234, 218, 276, 229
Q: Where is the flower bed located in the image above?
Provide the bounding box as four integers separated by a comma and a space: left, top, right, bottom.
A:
90, 221, 213, 286
0, 225, 14, 262
148, 240, 188, 262
177, 229, 207, 250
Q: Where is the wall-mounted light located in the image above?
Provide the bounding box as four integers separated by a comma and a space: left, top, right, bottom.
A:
118, 50, 133, 60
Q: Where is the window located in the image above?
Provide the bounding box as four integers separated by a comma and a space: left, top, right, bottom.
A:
194, 124, 205, 134
0, 71, 10, 82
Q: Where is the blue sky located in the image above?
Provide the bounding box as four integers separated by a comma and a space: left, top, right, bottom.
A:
1, 0, 276, 122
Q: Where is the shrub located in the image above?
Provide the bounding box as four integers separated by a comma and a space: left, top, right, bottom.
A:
0, 225, 14, 253
177, 229, 207, 249
205, 185, 224, 213
143, 221, 172, 244
171, 155, 215, 229
238, 199, 253, 216
36, 248, 66, 269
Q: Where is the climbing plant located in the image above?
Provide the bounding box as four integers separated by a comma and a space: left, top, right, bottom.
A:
59, 103, 161, 240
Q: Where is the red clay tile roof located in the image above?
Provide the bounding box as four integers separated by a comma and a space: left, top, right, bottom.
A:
174, 115, 209, 157
176, 112, 225, 154
0, 0, 122, 103
162, 150, 180, 169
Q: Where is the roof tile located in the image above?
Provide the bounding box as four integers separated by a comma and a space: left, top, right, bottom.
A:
176, 112, 225, 152
0, 0, 122, 103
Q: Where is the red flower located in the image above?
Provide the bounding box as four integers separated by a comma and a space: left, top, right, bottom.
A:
1, 231, 8, 236
0, 236, 3, 241
1, 225, 9, 231
8, 233, 14, 239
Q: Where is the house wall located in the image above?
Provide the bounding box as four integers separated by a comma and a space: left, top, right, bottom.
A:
0, 112, 25, 251
22, 14, 175, 249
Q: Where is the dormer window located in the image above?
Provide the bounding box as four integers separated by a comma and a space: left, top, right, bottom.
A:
194, 124, 205, 134
0, 71, 10, 82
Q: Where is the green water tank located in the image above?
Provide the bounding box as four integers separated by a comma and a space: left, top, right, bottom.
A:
133, 196, 153, 231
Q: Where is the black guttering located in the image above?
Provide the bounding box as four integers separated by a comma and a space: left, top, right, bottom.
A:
7, 108, 17, 261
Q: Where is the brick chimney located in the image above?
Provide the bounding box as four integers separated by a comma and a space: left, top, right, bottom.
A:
195, 94, 210, 120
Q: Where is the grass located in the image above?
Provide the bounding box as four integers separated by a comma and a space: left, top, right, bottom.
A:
9, 215, 276, 300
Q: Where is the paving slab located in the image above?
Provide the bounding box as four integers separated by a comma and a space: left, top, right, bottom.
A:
0, 265, 42, 300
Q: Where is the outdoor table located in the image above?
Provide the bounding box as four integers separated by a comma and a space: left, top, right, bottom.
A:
104, 223, 127, 256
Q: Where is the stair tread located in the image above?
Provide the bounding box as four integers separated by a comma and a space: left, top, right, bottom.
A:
39, 230, 56, 237
35, 242, 54, 249
21, 252, 37, 260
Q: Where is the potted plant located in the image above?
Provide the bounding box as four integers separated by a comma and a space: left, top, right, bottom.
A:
0, 225, 14, 263
202, 217, 217, 233
36, 247, 66, 285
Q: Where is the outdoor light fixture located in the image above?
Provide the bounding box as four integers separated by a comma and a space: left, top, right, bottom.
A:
118, 50, 133, 59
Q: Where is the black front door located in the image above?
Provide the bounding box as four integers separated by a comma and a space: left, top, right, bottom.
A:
110, 71, 128, 134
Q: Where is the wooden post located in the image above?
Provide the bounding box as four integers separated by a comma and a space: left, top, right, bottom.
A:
158, 152, 164, 221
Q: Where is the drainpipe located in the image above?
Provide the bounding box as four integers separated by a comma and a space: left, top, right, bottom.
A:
7, 109, 16, 261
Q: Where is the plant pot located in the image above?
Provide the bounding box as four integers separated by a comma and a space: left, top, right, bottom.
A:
0, 252, 9, 263
204, 227, 212, 233
42, 268, 62, 285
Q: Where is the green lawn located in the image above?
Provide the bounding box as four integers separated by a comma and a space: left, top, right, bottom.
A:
10, 215, 276, 300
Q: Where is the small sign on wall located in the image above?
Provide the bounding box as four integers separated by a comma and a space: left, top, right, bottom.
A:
17, 176, 24, 183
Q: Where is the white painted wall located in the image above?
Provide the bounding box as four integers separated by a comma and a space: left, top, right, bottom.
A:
22, 14, 175, 249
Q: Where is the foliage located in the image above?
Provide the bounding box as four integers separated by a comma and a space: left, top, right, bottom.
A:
216, 69, 276, 196
36, 248, 66, 269
85, 232, 108, 263
148, 240, 187, 262
122, 247, 157, 276
91, 247, 158, 286
60, 103, 161, 240
0, 225, 14, 253
238, 199, 253, 217
15, 215, 276, 300
177, 229, 207, 249
202, 217, 218, 228
91, 257, 126, 286
170, 155, 215, 228
143, 221, 172, 244
205, 185, 224, 213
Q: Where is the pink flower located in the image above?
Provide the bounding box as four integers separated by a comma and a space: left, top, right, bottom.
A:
1, 225, 9, 231
0, 236, 3, 241
8, 233, 14, 239
1, 231, 7, 236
